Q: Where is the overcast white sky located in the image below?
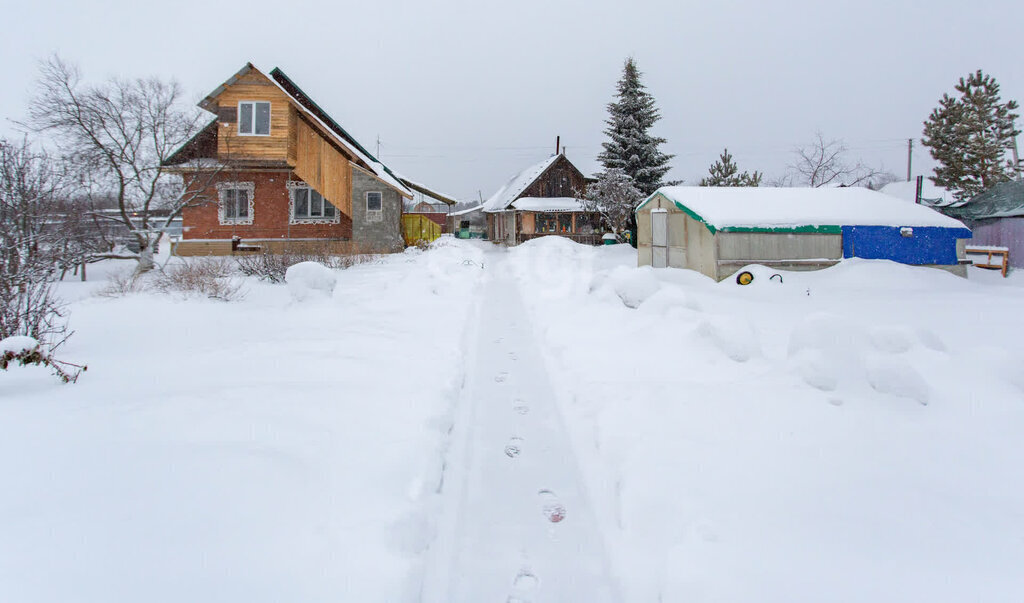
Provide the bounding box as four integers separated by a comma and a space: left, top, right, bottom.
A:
2, 0, 1021, 201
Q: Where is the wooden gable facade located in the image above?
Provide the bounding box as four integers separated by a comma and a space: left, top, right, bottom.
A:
519, 154, 587, 199
166, 63, 411, 256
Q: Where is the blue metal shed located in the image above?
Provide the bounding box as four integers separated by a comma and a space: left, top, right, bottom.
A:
842, 225, 972, 265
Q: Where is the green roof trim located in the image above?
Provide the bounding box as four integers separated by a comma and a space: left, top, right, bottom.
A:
636, 192, 721, 233
636, 191, 842, 234
719, 224, 842, 234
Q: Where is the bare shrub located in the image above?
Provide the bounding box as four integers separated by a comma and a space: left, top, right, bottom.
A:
235, 249, 291, 283
96, 269, 148, 297
98, 259, 243, 301
235, 245, 381, 283
153, 259, 243, 301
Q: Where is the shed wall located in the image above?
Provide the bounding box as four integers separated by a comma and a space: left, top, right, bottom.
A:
717, 232, 842, 262
686, 214, 716, 278
637, 193, 696, 269
841, 226, 971, 265
965, 218, 1024, 268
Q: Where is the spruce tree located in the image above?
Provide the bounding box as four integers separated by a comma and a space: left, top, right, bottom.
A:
699, 148, 763, 187
922, 70, 1020, 201
598, 58, 675, 197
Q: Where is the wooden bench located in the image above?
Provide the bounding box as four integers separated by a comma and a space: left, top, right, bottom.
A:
965, 245, 1010, 277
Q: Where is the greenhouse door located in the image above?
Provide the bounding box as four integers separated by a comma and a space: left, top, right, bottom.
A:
652, 210, 668, 268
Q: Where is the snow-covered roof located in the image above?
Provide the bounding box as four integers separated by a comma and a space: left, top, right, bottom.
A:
880, 180, 964, 207
450, 204, 484, 216
942, 180, 1024, 220
641, 186, 969, 232
482, 155, 561, 212
511, 197, 588, 212
394, 174, 458, 205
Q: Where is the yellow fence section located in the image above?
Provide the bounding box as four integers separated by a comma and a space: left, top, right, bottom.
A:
402, 214, 442, 246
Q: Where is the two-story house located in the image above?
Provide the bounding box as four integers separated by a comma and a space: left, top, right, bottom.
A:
165, 63, 414, 255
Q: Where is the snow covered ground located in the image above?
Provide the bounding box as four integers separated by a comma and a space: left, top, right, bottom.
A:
506, 237, 1024, 602
2, 236, 1023, 602
0, 240, 485, 602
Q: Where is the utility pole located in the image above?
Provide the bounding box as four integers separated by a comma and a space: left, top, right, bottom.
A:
1012, 135, 1021, 181
906, 138, 913, 182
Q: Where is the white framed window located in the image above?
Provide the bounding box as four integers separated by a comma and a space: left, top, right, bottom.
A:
238, 101, 271, 136
216, 181, 255, 225
287, 182, 340, 225
366, 191, 383, 222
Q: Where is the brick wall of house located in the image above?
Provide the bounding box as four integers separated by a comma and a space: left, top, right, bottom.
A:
181, 171, 352, 241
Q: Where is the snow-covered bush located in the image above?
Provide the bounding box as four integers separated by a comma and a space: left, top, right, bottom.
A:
694, 315, 761, 362
866, 357, 931, 405
285, 262, 338, 301
604, 266, 661, 308
0, 335, 86, 383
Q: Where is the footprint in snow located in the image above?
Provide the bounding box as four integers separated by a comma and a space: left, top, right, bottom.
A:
538, 489, 566, 523
509, 352, 518, 361
506, 569, 539, 603
512, 400, 529, 415
495, 372, 509, 383
504, 437, 523, 458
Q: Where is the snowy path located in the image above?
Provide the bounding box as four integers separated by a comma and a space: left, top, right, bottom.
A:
423, 250, 619, 602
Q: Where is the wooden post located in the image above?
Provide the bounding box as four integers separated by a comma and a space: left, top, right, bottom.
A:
915, 175, 923, 204
906, 139, 913, 182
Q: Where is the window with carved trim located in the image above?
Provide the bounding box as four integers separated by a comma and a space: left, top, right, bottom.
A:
288, 184, 338, 223
217, 182, 255, 225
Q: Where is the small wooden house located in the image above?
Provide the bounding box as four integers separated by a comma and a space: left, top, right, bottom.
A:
164, 63, 416, 255
482, 152, 604, 245
636, 186, 973, 280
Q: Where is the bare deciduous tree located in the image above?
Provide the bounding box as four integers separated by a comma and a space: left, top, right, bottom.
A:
0, 137, 71, 350
788, 132, 893, 188
28, 56, 217, 272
